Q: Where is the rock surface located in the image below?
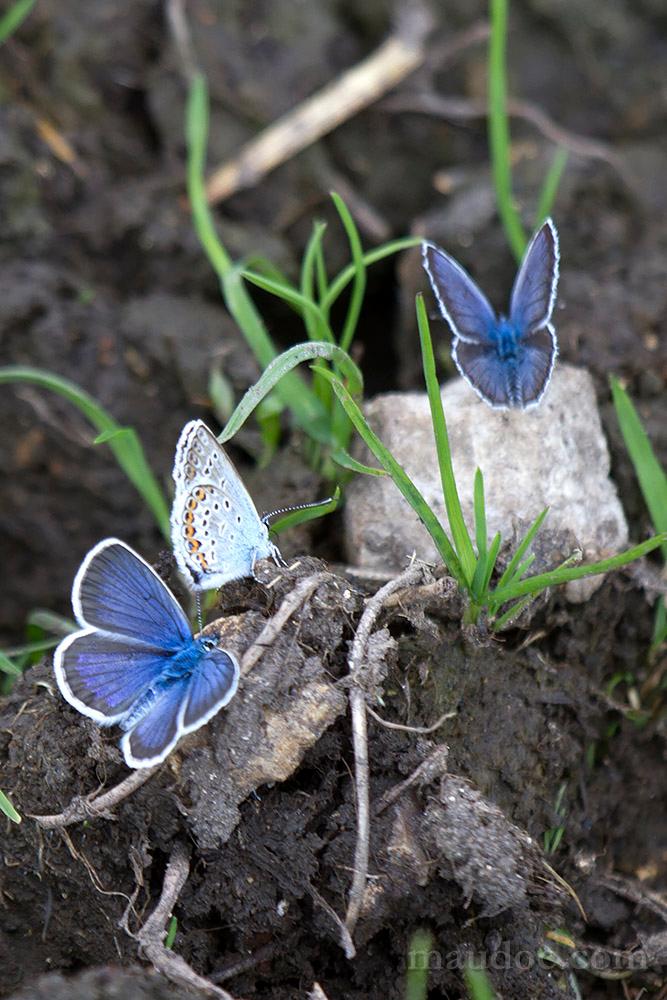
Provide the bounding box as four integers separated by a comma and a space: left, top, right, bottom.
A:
344, 364, 629, 602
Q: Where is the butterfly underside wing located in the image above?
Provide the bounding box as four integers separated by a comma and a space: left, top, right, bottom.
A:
422, 219, 560, 409
171, 420, 281, 592
54, 538, 240, 768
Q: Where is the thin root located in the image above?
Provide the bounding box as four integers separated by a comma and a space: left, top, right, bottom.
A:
344, 564, 426, 942
137, 842, 236, 1000
31, 766, 159, 830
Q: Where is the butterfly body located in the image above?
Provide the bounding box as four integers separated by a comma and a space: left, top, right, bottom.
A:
54, 539, 240, 768
171, 420, 281, 591
423, 219, 560, 410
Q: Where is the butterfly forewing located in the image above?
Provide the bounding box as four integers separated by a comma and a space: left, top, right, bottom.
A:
509, 218, 559, 335
171, 420, 277, 591
54, 630, 172, 724
422, 242, 496, 344
74, 539, 191, 650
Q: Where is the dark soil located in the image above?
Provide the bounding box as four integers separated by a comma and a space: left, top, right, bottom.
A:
1, 1, 666, 999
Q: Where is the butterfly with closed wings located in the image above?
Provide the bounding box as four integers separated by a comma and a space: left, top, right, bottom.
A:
422, 218, 560, 410
170, 419, 283, 592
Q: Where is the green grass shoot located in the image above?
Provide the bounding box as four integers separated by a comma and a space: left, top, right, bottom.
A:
488, 0, 567, 257
164, 916, 178, 950
0, 366, 170, 538
0, 789, 21, 824
186, 71, 419, 470
465, 965, 496, 1000
0, 0, 36, 46
405, 928, 433, 1000
611, 376, 667, 652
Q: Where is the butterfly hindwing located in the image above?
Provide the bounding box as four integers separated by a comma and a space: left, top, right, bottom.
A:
120, 678, 189, 768
181, 647, 240, 733
73, 539, 191, 650
171, 420, 279, 591
510, 218, 559, 336
422, 242, 496, 344
452, 324, 557, 409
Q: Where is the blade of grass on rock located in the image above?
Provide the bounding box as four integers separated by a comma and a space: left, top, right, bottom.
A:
611, 376, 667, 561
495, 508, 549, 592
417, 295, 476, 584
313, 365, 467, 587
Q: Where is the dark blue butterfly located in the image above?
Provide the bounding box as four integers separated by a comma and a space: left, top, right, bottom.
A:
54, 539, 239, 768
422, 219, 560, 409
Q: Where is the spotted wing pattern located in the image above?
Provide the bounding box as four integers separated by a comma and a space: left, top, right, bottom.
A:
171, 420, 280, 591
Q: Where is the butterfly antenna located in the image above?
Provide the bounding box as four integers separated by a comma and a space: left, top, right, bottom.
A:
261, 496, 335, 525
195, 593, 203, 633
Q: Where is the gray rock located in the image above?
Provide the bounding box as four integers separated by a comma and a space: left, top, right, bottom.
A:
344, 364, 628, 603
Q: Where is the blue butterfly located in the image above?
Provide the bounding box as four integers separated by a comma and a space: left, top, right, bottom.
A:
54, 539, 240, 768
422, 219, 560, 409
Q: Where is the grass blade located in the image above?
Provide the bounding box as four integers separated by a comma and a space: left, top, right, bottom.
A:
301, 221, 330, 342
242, 268, 335, 342
270, 487, 340, 535
0, 790, 21, 824
406, 928, 433, 1000
0, 0, 36, 45
219, 342, 363, 444
473, 468, 487, 558
331, 192, 366, 353
488, 0, 526, 261
535, 148, 568, 226
0, 651, 22, 677
186, 74, 327, 433
465, 966, 496, 1000
495, 508, 549, 592
313, 365, 467, 586
491, 533, 667, 605
416, 295, 476, 583
481, 531, 502, 594
0, 366, 171, 538
321, 237, 421, 313
331, 449, 389, 477
492, 593, 536, 631
611, 376, 667, 561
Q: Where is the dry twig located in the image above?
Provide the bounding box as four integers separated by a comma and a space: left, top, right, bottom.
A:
344, 564, 425, 942
381, 92, 633, 189
31, 766, 159, 830
205, 7, 433, 204
137, 842, 236, 1000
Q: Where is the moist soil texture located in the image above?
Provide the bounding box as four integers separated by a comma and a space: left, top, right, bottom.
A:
1, 2, 666, 999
